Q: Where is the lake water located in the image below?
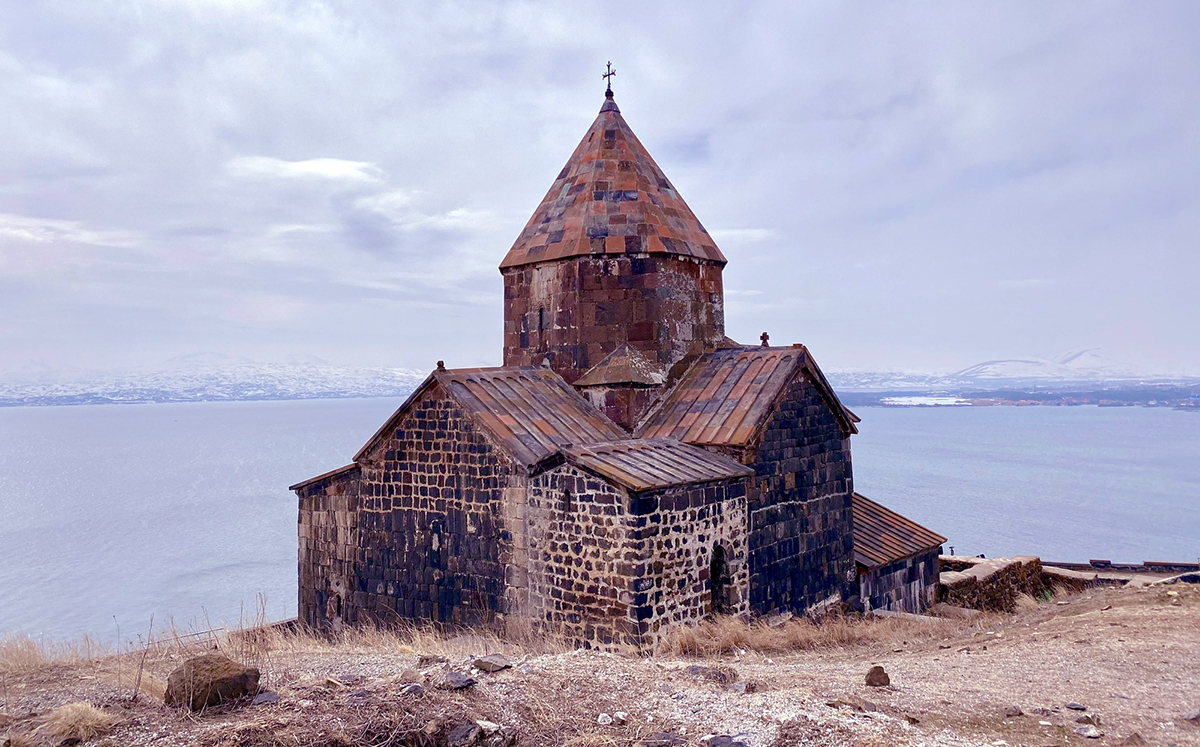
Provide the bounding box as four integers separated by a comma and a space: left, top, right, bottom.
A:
1, 399, 1197, 642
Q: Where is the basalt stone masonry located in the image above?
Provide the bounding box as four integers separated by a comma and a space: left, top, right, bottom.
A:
292, 89, 945, 651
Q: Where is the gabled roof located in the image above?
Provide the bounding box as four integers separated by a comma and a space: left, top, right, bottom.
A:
636, 345, 859, 447
851, 492, 947, 569
499, 93, 726, 270
289, 463, 359, 492
557, 438, 752, 493
353, 365, 626, 469
573, 343, 666, 387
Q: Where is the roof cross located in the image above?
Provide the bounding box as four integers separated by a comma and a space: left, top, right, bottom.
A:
760, 332, 770, 347
602, 61, 616, 96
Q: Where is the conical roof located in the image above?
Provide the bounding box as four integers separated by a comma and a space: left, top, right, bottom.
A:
499, 94, 727, 269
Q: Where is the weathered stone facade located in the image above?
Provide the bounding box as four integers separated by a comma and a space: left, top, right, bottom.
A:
502, 254, 725, 384
740, 374, 856, 615
858, 549, 940, 614
296, 385, 522, 630
524, 464, 747, 650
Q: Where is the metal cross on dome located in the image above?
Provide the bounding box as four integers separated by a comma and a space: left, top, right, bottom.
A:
603, 61, 616, 95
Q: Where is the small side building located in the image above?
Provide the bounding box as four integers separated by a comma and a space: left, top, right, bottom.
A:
851, 492, 946, 614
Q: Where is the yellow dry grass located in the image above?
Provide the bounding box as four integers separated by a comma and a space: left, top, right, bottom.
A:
0, 635, 106, 676
37, 702, 116, 741
657, 610, 995, 657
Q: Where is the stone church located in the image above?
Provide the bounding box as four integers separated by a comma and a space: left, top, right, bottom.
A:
291, 86, 944, 652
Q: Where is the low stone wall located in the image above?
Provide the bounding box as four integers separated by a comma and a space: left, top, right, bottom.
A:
938, 554, 1104, 612
937, 555, 1045, 612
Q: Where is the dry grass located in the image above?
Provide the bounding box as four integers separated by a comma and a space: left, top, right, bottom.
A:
36, 702, 116, 741
657, 610, 995, 657
0, 635, 106, 676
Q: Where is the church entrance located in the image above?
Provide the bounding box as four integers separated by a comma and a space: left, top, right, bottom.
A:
710, 544, 730, 615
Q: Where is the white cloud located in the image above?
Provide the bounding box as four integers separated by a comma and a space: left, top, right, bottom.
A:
0, 213, 136, 247
225, 156, 383, 182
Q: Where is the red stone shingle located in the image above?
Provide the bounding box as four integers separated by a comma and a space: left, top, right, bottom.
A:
499, 94, 726, 269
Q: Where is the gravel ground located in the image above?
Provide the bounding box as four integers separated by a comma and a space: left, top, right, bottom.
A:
2, 583, 1197, 747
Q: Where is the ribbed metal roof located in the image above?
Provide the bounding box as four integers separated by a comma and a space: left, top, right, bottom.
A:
354, 365, 626, 468
499, 94, 726, 270
851, 492, 947, 569
561, 438, 753, 492
637, 345, 858, 447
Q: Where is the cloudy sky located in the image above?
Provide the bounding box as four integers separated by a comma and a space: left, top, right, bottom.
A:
2, 1, 1198, 377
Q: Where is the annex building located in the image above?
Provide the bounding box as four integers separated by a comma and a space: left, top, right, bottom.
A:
291, 87, 945, 652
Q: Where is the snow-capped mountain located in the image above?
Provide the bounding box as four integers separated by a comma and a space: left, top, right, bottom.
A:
0, 357, 426, 406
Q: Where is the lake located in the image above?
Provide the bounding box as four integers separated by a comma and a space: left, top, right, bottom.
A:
1, 399, 1196, 642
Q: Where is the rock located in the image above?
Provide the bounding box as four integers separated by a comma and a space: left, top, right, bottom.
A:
1030, 707, 1054, 716
163, 654, 261, 711
473, 654, 512, 673
0, 714, 13, 729
1184, 710, 1200, 725
57, 738, 82, 747
336, 673, 366, 685
865, 666, 890, 687
905, 715, 920, 725
400, 683, 425, 696
635, 734, 687, 747
726, 681, 759, 694
476, 720, 501, 735
438, 671, 477, 690
861, 700, 877, 712
597, 713, 614, 725
1116, 734, 1148, 745
705, 737, 748, 747
613, 711, 628, 724
418, 654, 447, 668
250, 691, 280, 706
446, 723, 482, 747
398, 669, 422, 683
1066, 702, 1087, 711
1075, 725, 1103, 739
297, 699, 315, 708
1077, 714, 1102, 726
516, 663, 536, 675
1004, 706, 1023, 718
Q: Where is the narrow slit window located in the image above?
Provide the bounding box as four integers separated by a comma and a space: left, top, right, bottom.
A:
562, 489, 572, 512
538, 307, 545, 331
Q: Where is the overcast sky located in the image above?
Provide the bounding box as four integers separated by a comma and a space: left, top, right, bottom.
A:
2, 1, 1198, 377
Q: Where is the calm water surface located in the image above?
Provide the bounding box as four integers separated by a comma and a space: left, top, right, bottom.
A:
1, 399, 1197, 641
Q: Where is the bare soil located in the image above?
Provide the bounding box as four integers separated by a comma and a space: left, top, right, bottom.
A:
2, 583, 1198, 747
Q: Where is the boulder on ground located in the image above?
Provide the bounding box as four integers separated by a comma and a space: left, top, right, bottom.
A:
865, 666, 890, 687
473, 654, 512, 673
436, 671, 477, 690
163, 654, 260, 711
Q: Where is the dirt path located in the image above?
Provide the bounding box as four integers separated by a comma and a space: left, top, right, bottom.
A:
2, 583, 1197, 747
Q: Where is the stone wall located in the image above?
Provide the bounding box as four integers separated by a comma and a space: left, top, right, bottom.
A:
740, 373, 856, 616
296, 385, 523, 630
502, 254, 725, 384
576, 384, 662, 433
526, 464, 748, 652
858, 549, 940, 614
938, 555, 1046, 612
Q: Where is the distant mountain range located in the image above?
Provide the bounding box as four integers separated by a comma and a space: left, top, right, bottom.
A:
0, 359, 426, 407
1, 349, 1196, 408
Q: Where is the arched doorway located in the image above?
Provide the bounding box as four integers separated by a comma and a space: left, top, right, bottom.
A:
710, 544, 729, 614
